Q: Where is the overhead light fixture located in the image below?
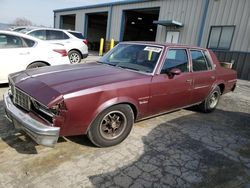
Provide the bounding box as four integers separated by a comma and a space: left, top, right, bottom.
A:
131, 22, 135, 25
137, 17, 142, 20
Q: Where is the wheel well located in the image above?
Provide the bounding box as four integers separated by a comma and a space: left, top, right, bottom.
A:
86, 102, 138, 134
27, 61, 50, 69
218, 83, 225, 94
108, 102, 138, 122
69, 49, 83, 59
123, 103, 138, 121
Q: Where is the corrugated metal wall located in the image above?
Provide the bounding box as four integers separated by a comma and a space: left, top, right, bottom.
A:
55, 0, 204, 45
54, 6, 110, 34
55, 0, 250, 51
156, 0, 203, 45
214, 50, 250, 80
201, 0, 250, 52
109, 0, 204, 44
54, 0, 250, 80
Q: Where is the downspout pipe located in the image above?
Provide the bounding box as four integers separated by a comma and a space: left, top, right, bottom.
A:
107, 5, 113, 40
197, 0, 210, 46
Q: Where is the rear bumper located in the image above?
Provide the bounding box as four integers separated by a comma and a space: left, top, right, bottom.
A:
3, 92, 60, 147
82, 53, 88, 59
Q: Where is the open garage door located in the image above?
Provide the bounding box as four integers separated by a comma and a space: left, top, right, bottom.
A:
122, 8, 160, 41
86, 12, 108, 51
60, 14, 76, 30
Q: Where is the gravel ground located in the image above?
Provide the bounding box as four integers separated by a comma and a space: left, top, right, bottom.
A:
0, 79, 249, 188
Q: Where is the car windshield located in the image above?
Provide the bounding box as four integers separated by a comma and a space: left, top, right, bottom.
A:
99, 43, 163, 73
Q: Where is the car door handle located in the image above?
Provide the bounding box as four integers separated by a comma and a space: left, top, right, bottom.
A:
19, 52, 30, 55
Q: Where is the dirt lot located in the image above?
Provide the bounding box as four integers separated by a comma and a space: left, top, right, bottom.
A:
0, 79, 249, 188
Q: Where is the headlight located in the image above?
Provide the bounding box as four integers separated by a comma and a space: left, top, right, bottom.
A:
31, 98, 67, 117
50, 101, 67, 115
31, 99, 54, 117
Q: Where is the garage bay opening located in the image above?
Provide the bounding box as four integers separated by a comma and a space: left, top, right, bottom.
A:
86, 12, 108, 51
122, 8, 160, 41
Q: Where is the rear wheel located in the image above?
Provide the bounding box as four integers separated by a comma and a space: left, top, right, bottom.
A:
68, 50, 81, 64
198, 86, 221, 113
87, 104, 134, 147
27, 62, 48, 69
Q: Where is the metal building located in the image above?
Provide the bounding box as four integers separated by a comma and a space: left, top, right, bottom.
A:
54, 0, 250, 80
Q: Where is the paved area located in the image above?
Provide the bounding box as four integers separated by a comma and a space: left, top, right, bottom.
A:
0, 78, 249, 188
81, 51, 101, 63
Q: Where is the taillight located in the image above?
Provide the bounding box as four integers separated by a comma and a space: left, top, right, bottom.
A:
83, 39, 88, 45
53, 49, 68, 57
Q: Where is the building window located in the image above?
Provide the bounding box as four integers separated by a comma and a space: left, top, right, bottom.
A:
207, 26, 235, 50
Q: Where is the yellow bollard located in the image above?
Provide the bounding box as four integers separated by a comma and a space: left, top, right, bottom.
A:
99, 38, 104, 56
110, 39, 115, 50
148, 51, 153, 61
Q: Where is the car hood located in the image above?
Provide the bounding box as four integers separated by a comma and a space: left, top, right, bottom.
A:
10, 62, 149, 107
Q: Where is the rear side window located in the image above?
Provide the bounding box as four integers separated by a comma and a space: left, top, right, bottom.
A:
203, 50, 213, 69
46, 30, 69, 40
191, 50, 211, 72
29, 30, 46, 40
69, 32, 84, 39
161, 49, 189, 73
23, 38, 35, 47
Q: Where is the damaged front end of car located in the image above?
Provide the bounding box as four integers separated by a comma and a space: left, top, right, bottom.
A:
3, 77, 67, 147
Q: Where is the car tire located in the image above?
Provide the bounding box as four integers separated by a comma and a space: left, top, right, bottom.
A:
87, 104, 134, 147
198, 86, 221, 113
27, 62, 48, 69
68, 50, 81, 64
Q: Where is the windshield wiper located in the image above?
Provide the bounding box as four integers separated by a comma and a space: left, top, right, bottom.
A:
98, 61, 116, 66
116, 65, 140, 71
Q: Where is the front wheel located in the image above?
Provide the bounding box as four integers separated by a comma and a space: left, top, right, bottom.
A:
87, 104, 134, 147
198, 86, 221, 113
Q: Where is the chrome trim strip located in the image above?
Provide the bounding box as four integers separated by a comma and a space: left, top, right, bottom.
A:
194, 85, 210, 90
228, 79, 237, 83
137, 101, 202, 121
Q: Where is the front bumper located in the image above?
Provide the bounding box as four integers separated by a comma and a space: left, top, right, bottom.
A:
3, 92, 60, 147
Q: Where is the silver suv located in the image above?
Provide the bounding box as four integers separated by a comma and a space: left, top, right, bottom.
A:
21, 28, 88, 63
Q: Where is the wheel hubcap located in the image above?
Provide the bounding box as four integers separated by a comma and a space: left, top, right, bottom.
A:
69, 53, 80, 63
99, 111, 127, 140
209, 91, 219, 108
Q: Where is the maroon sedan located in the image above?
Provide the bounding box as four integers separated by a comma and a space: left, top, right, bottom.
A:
4, 42, 237, 147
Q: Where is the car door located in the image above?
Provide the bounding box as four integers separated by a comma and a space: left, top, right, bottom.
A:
0, 33, 34, 82
148, 48, 193, 115
189, 49, 216, 104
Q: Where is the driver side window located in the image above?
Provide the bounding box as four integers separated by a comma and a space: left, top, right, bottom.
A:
161, 49, 189, 74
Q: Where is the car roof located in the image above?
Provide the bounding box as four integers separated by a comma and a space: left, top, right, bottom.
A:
22, 27, 81, 34
0, 30, 41, 42
121, 41, 208, 50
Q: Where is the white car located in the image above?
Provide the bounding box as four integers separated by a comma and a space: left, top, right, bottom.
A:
21, 28, 88, 64
0, 30, 70, 84
10, 26, 29, 32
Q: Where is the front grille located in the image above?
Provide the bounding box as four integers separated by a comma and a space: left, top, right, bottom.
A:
13, 87, 31, 111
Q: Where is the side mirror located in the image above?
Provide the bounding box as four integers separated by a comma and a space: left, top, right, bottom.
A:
169, 68, 181, 76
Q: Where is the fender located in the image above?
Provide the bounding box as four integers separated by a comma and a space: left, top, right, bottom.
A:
85, 96, 139, 134
210, 79, 225, 94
